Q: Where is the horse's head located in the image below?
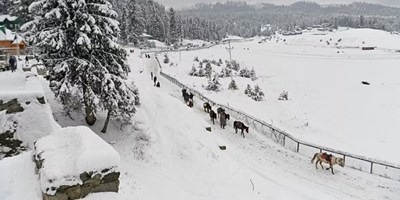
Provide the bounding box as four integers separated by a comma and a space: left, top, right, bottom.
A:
336, 158, 345, 167
245, 126, 249, 133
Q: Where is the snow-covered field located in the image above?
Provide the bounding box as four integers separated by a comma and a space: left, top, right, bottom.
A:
1, 30, 400, 200
160, 28, 400, 165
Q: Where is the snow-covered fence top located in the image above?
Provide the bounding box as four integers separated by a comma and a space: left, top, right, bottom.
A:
34, 126, 120, 195
156, 56, 400, 180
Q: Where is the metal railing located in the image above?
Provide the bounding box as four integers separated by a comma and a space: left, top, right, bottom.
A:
155, 56, 400, 180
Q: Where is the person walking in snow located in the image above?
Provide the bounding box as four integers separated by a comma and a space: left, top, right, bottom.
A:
153, 76, 157, 86
9, 56, 16, 72
25, 56, 29, 64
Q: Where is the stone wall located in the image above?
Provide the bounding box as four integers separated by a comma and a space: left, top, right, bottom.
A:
41, 171, 120, 200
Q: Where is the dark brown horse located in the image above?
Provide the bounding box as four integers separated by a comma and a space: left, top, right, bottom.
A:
187, 99, 193, 108
217, 107, 225, 117
233, 121, 249, 138
203, 102, 212, 113
209, 110, 217, 125
220, 112, 227, 129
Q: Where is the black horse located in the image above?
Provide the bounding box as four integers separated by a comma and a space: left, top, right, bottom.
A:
209, 110, 217, 125
203, 102, 212, 113
233, 121, 249, 138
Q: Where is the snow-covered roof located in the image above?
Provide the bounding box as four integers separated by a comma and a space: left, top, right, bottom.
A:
34, 126, 120, 194
0, 27, 16, 41
0, 15, 18, 22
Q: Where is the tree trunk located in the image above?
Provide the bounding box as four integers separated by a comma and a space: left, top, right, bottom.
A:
85, 106, 96, 126
83, 84, 96, 126
101, 110, 112, 133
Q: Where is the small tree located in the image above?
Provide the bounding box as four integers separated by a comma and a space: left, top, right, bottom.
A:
240, 68, 251, 78
244, 84, 252, 96
189, 65, 197, 76
228, 79, 238, 90
278, 90, 289, 100
204, 62, 212, 78
194, 56, 199, 62
251, 85, 264, 101
250, 67, 257, 81
231, 60, 240, 71
198, 67, 205, 77
205, 74, 221, 92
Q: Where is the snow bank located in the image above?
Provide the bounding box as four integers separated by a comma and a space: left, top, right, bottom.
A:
0, 151, 42, 200
34, 126, 120, 195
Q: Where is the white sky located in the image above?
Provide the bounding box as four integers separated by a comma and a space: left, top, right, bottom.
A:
155, 0, 400, 9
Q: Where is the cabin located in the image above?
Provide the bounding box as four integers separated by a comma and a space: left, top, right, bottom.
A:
0, 26, 26, 54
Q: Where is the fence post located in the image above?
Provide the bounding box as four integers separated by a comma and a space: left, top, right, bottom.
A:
296, 142, 300, 152
282, 134, 286, 146
370, 162, 373, 174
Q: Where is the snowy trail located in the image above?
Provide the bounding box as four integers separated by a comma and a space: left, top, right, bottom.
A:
106, 51, 400, 200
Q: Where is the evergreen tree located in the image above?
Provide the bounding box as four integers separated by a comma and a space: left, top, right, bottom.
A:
250, 67, 257, 81
205, 74, 221, 92
168, 7, 179, 44
24, 0, 139, 130
189, 65, 197, 76
244, 84, 252, 96
228, 79, 238, 90
251, 85, 264, 101
204, 62, 212, 78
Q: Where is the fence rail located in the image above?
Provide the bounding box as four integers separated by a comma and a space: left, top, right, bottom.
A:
154, 55, 400, 181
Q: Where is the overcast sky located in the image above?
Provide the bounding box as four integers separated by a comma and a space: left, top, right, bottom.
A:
155, 0, 400, 9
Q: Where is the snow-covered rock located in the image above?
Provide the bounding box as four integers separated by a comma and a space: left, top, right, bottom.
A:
34, 126, 120, 198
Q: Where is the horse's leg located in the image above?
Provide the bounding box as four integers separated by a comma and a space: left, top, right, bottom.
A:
330, 165, 334, 174
235, 128, 237, 134
319, 161, 324, 169
242, 130, 245, 138
315, 160, 318, 169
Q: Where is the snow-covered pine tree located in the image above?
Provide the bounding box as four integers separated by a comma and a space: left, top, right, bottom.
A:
250, 67, 257, 81
189, 65, 197, 76
205, 74, 221, 92
244, 84, 252, 96
168, 7, 179, 44
204, 62, 212, 78
23, 0, 139, 131
239, 67, 251, 78
252, 85, 264, 101
228, 79, 238, 90
126, 0, 145, 45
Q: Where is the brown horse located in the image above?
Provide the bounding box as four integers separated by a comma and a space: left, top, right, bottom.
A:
217, 107, 225, 117
209, 110, 217, 125
311, 152, 345, 175
203, 102, 212, 113
233, 121, 249, 138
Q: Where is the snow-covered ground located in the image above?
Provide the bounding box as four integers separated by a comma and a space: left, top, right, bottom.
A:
1, 35, 400, 200
159, 28, 400, 165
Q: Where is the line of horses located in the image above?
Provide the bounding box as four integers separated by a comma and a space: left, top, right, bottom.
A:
181, 89, 345, 174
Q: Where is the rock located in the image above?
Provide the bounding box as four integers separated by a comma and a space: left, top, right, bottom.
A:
92, 180, 119, 193
219, 146, 226, 150
206, 127, 212, 132
361, 81, 370, 85
65, 185, 81, 199
101, 172, 120, 183
80, 184, 92, 198
0, 99, 24, 114
79, 172, 93, 182
37, 97, 46, 104
43, 192, 68, 200
84, 174, 101, 187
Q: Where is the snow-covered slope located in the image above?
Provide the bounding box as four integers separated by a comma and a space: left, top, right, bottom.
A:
81, 50, 400, 199
160, 28, 400, 165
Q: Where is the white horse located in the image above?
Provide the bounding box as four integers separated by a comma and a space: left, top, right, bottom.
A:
311, 152, 345, 174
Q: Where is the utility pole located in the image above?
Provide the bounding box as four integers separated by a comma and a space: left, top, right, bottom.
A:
227, 40, 232, 64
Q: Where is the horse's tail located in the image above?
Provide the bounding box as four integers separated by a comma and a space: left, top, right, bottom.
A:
311, 153, 318, 163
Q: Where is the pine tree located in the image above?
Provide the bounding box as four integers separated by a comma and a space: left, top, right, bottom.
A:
24, 0, 139, 130
228, 79, 238, 90
205, 74, 221, 92
244, 84, 252, 96
168, 7, 179, 44
252, 85, 264, 101
204, 62, 212, 78
189, 65, 197, 76
250, 67, 257, 81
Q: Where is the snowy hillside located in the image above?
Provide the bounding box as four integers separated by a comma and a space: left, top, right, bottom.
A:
159, 28, 400, 165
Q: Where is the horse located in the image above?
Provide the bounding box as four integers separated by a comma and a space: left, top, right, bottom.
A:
203, 102, 212, 113
182, 89, 187, 97
225, 113, 230, 120
187, 99, 193, 108
220, 112, 227, 129
188, 93, 194, 101
209, 110, 217, 125
217, 107, 225, 117
233, 121, 249, 138
311, 152, 345, 175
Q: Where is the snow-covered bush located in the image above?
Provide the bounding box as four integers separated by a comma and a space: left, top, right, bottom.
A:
239, 67, 251, 78
219, 67, 232, 78
278, 90, 289, 100
204, 62, 212, 78
231, 60, 240, 71
189, 65, 198, 76
228, 79, 238, 90
205, 74, 221, 92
